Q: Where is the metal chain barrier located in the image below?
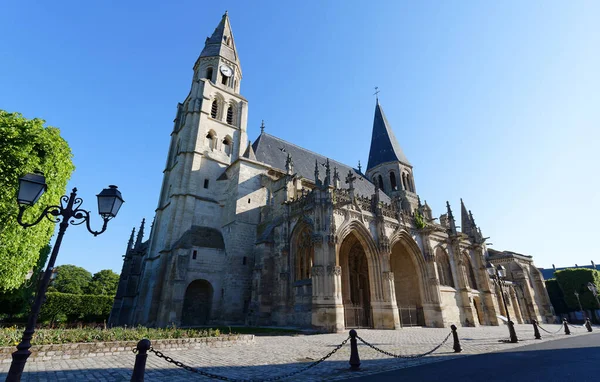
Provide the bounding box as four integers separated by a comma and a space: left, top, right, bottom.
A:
148, 336, 350, 382
356, 331, 452, 359
537, 324, 563, 335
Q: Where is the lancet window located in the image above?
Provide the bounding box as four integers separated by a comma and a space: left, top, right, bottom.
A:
295, 228, 314, 281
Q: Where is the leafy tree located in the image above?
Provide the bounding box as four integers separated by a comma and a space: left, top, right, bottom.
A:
50, 265, 92, 295
86, 269, 120, 295
0, 110, 75, 290
0, 245, 51, 319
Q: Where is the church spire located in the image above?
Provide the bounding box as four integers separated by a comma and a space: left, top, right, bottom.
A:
366, 100, 411, 171
446, 201, 458, 236
135, 218, 145, 250
460, 198, 473, 236
199, 11, 241, 72
126, 227, 135, 253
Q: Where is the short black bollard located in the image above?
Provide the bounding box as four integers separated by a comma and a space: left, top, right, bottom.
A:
563, 319, 571, 335
349, 329, 361, 371
451, 324, 462, 353
131, 339, 151, 382
532, 320, 542, 340
585, 318, 593, 332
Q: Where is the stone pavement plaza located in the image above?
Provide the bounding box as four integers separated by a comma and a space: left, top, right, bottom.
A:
0, 324, 592, 381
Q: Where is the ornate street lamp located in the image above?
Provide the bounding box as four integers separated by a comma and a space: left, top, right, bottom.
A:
6, 173, 123, 382
487, 262, 519, 343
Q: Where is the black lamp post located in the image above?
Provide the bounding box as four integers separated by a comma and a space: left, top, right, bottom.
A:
6, 172, 123, 382
487, 262, 519, 343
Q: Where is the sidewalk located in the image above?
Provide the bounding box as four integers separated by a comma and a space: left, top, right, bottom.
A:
0, 323, 591, 381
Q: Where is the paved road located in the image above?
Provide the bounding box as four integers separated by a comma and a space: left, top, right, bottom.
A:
349, 332, 600, 381
0, 324, 595, 381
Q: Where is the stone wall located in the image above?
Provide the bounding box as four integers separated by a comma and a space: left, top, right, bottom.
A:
0, 335, 254, 363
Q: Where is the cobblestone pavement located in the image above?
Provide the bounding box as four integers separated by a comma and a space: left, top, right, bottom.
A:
0, 323, 593, 381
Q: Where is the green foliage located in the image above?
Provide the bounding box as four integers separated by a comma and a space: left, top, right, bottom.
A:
0, 326, 221, 346
414, 210, 427, 229
86, 269, 119, 295
554, 268, 600, 311
545, 279, 569, 314
51, 265, 92, 295
0, 245, 50, 318
0, 110, 74, 290
39, 292, 114, 323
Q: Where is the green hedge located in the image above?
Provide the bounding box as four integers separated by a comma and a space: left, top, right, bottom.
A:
545, 279, 569, 314
0, 326, 220, 346
40, 292, 114, 323
554, 269, 600, 311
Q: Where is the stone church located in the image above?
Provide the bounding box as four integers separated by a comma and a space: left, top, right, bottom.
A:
109, 12, 554, 332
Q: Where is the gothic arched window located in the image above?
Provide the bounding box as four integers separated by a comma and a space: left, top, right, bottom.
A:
436, 248, 454, 288
226, 105, 234, 125
206, 67, 213, 81
464, 253, 478, 290
390, 171, 397, 191
211, 100, 218, 119
206, 131, 216, 150
402, 173, 408, 190
377, 175, 384, 191
222, 136, 232, 156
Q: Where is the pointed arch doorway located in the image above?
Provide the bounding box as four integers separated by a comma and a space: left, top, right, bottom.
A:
181, 279, 213, 326
391, 240, 425, 326
339, 232, 373, 328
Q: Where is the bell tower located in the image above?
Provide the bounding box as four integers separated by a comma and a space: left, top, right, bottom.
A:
365, 100, 419, 212
151, 11, 248, 254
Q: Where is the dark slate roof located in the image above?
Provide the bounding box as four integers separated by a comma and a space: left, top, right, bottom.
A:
199, 12, 240, 69
367, 101, 411, 170
252, 133, 389, 202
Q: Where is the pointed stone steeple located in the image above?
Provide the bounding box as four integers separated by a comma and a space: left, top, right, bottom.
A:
135, 218, 145, 250
126, 228, 135, 253
366, 101, 411, 171
314, 160, 321, 186
242, 142, 257, 160
324, 159, 331, 186
199, 11, 241, 72
446, 201, 458, 236
460, 199, 473, 236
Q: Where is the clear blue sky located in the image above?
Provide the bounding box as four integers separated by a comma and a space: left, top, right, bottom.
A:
1, 1, 598, 275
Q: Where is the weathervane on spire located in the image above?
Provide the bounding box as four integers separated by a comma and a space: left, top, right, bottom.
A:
373, 86, 380, 101
260, 120, 265, 134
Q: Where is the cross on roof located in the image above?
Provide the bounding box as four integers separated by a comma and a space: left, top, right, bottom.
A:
373, 86, 380, 101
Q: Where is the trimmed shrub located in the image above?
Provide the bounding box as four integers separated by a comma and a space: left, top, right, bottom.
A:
40, 292, 113, 324
554, 268, 600, 311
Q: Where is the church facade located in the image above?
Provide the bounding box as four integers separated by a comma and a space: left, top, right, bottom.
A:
109, 13, 554, 332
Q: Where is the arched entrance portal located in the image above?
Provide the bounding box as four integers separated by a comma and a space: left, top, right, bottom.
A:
391, 241, 425, 326
181, 279, 213, 326
340, 232, 372, 328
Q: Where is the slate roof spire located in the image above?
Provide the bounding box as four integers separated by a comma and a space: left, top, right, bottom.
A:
366, 100, 411, 171
199, 11, 241, 71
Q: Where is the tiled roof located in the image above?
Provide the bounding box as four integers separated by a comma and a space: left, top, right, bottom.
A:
252, 133, 389, 202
